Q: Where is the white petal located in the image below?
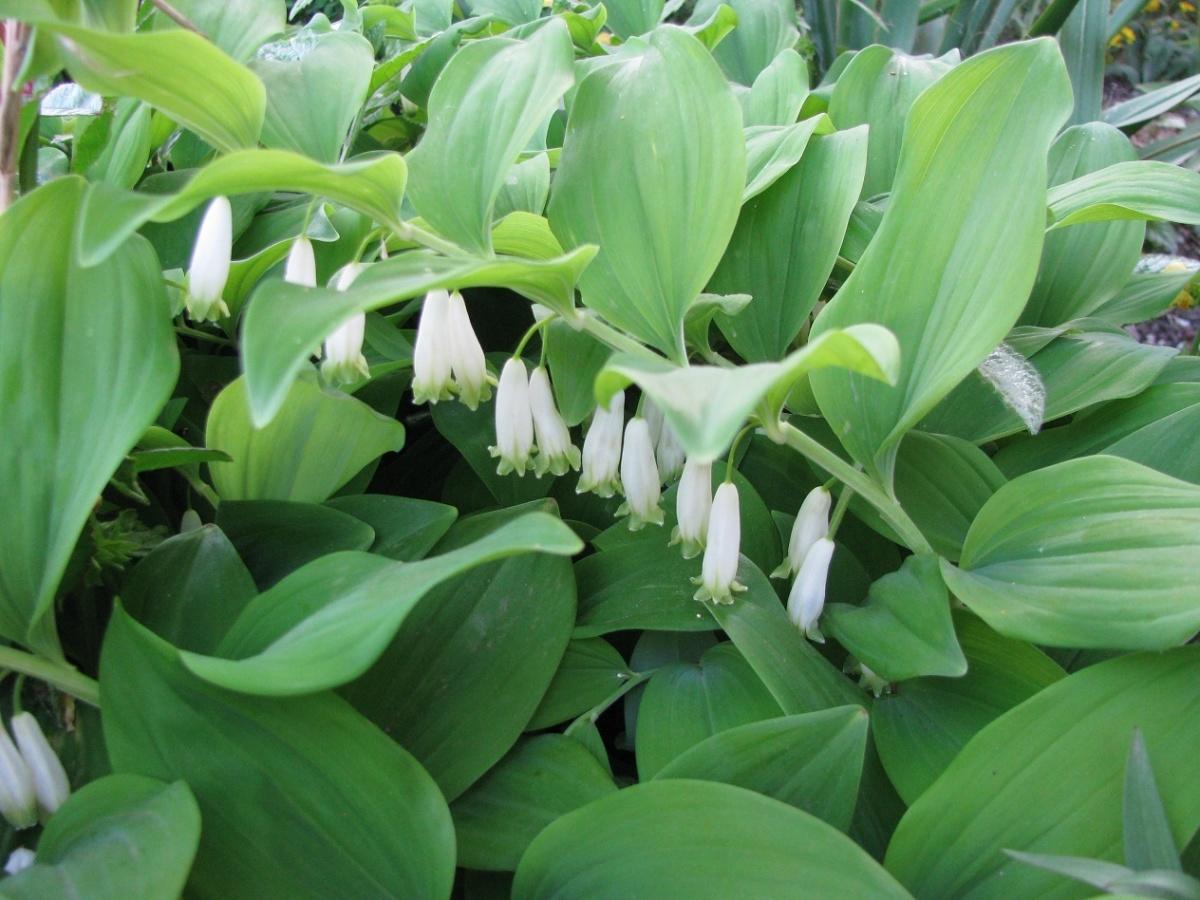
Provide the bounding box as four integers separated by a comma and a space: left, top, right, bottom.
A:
490, 358, 534, 476
185, 196, 232, 321
447, 292, 489, 409
10, 714, 68, 818
0, 726, 35, 830
578, 391, 624, 497
696, 481, 741, 603
3, 848, 34, 875
619, 418, 663, 528
777, 486, 832, 578
787, 537, 835, 642
283, 237, 316, 287
672, 458, 711, 558
412, 290, 454, 404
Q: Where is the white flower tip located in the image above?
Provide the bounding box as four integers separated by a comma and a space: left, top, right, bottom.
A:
284, 237, 317, 287
4, 847, 34, 876
10, 713, 69, 819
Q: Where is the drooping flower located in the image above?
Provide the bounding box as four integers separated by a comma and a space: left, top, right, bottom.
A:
184, 196, 232, 322
671, 458, 712, 559
283, 237, 316, 287
0, 724, 35, 830
577, 391, 625, 498
693, 481, 745, 604
3, 848, 34, 876
489, 357, 534, 476
773, 486, 832, 579
9, 714, 68, 819
528, 366, 580, 477
446, 291, 490, 410
787, 537, 835, 642
411, 289, 454, 404
655, 421, 686, 483
320, 263, 369, 385
618, 418, 664, 529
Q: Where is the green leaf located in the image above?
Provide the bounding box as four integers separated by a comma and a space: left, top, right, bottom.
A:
885, 647, 1200, 899
1125, 730, 1182, 872
205, 374, 405, 503
528, 638, 634, 730
603, 0, 663, 37
941, 456, 1200, 650
512, 780, 913, 898
122, 525, 257, 654
451, 735, 618, 871
77, 149, 407, 267
636, 642, 783, 779
179, 513, 580, 699
252, 30, 375, 163
1003, 852, 1137, 893
1103, 72, 1200, 130
827, 45, 957, 197
0, 177, 178, 655
48, 24, 265, 153
573, 540, 711, 636
741, 48, 809, 126
101, 609, 455, 900
710, 128, 868, 361
1059, 0, 1106, 125
654, 707, 868, 831
324, 495, 457, 560
152, 0, 284, 62
1092, 267, 1197, 326
595, 325, 899, 462
809, 39, 1072, 484
469, 0, 543, 24
548, 25, 745, 358
544, 321, 611, 426
406, 21, 575, 254
494, 154, 551, 220
0, 775, 200, 900
873, 611, 1065, 804
242, 247, 595, 426
742, 116, 836, 202
692, 0, 798, 86
1047, 161, 1200, 229
825, 555, 966, 682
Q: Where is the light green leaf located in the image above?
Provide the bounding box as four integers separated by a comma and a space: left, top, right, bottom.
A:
1103, 72, 1200, 130
941, 456, 1200, 649
1047, 160, 1200, 229
406, 20, 575, 254
1091, 267, 1196, 326
1125, 730, 1181, 872
494, 154, 551, 220
809, 39, 1072, 484
742, 115, 835, 202
692, 0, 798, 85
151, 0, 285, 62
741, 48, 810, 126
1060, 0, 1106, 125
468, 0, 543, 25
603, 0, 663, 37
324, 495, 457, 561
549, 25, 745, 358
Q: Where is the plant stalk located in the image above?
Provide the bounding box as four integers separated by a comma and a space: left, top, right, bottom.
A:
0, 20, 31, 213
0, 647, 100, 707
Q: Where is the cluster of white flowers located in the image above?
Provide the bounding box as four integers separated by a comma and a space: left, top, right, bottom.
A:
774, 486, 835, 642
0, 713, 69, 831
488, 358, 580, 477
412, 289, 491, 409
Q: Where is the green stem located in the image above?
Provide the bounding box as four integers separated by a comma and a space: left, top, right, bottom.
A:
174, 325, 234, 347
723, 425, 757, 483
394, 221, 469, 258
564, 670, 653, 736
578, 312, 660, 361
513, 316, 552, 359
827, 482, 855, 538
0, 647, 99, 708
1029, 0, 1086, 36
778, 422, 933, 555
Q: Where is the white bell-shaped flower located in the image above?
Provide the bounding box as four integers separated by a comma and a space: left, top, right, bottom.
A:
185, 196, 232, 322
411, 289, 454, 404
577, 391, 625, 498
655, 422, 686, 483
446, 291, 490, 410
529, 366, 580, 477
773, 486, 832, 579
489, 357, 535, 476
671, 458, 711, 559
283, 237, 316, 287
321, 263, 369, 385
693, 481, 745, 604
10, 714, 68, 819
643, 400, 665, 447
618, 418, 664, 530
787, 537, 835, 642
0, 725, 35, 830
3, 847, 34, 876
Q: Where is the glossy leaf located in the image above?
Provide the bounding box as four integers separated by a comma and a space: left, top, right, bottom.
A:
324, 495, 457, 561
528, 638, 634, 730
573, 541, 711, 636
1047, 161, 1200, 229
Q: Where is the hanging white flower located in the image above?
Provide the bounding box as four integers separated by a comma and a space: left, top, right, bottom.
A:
3, 848, 34, 876
283, 237, 316, 287
184, 196, 232, 322
9, 714, 68, 819
787, 537, 835, 642
320, 263, 369, 385
693, 481, 745, 604
618, 418, 664, 529
0, 724, 35, 830
446, 291, 490, 410
528, 366, 580, 477
577, 391, 625, 498
489, 357, 535, 476
772, 486, 832, 579
671, 458, 712, 559
655, 421, 686, 483
411, 289, 454, 404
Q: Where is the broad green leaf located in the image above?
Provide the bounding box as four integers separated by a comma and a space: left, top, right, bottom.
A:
1047, 161, 1200, 229
469, 0, 543, 24
544, 320, 611, 426
242, 247, 595, 425
573, 541, 710, 636
654, 707, 868, 831
451, 735, 617, 871
528, 638, 634, 730
1103, 72, 1200, 130
1001, 852, 1140, 894
549, 26, 745, 358
152, 0, 284, 62
825, 555, 966, 682
122, 525, 257, 654
48, 24, 265, 153
513, 780, 913, 898
1021, 124, 1144, 326
180, 513, 580, 698
941, 456, 1200, 649
692, 0, 798, 86
885, 647, 1200, 899
494, 154, 551, 220
827, 45, 957, 197
603, 0, 663, 37
741, 48, 809, 126
595, 325, 899, 462
0, 177, 178, 656
1092, 267, 1196, 325
324, 495, 457, 560
252, 30, 374, 163
1125, 731, 1181, 872
710, 128, 868, 361
101, 609, 455, 900
636, 642, 783, 779
205, 374, 406, 503
742, 116, 836, 203
1059, 0, 1106, 125
873, 611, 1065, 805
406, 21, 574, 254
809, 39, 1072, 484
0, 775, 200, 900
84, 98, 152, 189
77, 149, 407, 266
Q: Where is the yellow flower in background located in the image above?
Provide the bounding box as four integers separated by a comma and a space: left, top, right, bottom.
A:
1121, 25, 1137, 40
1181, 1, 1196, 11
1146, 0, 1161, 11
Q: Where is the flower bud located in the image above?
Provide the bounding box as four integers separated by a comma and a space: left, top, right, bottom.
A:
693, 481, 744, 604
446, 291, 490, 410
320, 263, 369, 386
10, 714, 68, 819
577, 391, 624, 498
671, 458, 711, 558
489, 358, 535, 476
0, 725, 36, 830
787, 537, 835, 642
655, 422, 686, 483
185, 196, 232, 322
618, 418, 664, 530
411, 289, 454, 404
529, 366, 580, 477
283, 237, 316, 287
772, 486, 832, 579
4, 847, 34, 875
